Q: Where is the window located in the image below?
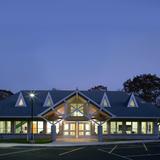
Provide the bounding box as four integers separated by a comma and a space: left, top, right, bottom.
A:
126, 122, 138, 134
63, 122, 76, 136
110, 121, 122, 134
147, 122, 153, 134
32, 121, 44, 134
15, 92, 26, 107
15, 121, 28, 134
141, 122, 146, 134
38, 121, 43, 133
102, 122, 107, 134
100, 93, 111, 107
43, 93, 54, 107
78, 122, 91, 136
141, 122, 153, 134
70, 103, 84, 117
94, 123, 98, 134
129, 100, 136, 107
47, 122, 52, 134
0, 121, 11, 133
128, 94, 138, 107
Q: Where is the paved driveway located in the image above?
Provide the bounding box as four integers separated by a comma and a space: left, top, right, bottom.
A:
0, 142, 160, 160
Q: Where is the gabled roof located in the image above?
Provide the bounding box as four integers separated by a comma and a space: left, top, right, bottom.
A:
0, 90, 160, 118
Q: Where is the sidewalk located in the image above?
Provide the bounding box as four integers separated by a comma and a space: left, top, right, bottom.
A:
0, 139, 160, 148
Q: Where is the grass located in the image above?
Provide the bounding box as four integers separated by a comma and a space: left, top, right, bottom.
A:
0, 138, 52, 144
103, 138, 147, 142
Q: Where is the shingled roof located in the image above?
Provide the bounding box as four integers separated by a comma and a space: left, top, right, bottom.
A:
0, 90, 160, 119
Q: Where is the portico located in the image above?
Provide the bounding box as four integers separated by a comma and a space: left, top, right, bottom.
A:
40, 91, 111, 142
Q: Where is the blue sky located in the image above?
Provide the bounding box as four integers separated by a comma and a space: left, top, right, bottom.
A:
0, 0, 160, 92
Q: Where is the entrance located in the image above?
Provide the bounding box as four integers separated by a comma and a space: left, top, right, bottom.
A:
63, 121, 91, 138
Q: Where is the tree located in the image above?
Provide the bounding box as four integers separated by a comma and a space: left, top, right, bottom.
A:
0, 90, 13, 100
123, 74, 160, 103
89, 85, 107, 91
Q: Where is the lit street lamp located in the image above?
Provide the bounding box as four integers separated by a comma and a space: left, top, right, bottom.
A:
29, 92, 35, 143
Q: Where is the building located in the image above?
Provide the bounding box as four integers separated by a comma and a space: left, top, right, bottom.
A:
0, 89, 160, 142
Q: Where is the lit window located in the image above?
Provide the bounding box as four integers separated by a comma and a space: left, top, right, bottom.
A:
15, 93, 26, 107
46, 98, 52, 106
126, 122, 138, 134
101, 93, 111, 107
15, 121, 28, 134
128, 94, 138, 107
129, 100, 136, 107
32, 121, 44, 134
43, 93, 54, 107
86, 132, 90, 135
70, 103, 84, 117
147, 122, 153, 134
102, 122, 107, 134
47, 122, 52, 134
141, 122, 146, 134
110, 121, 122, 134
64, 123, 69, 130
102, 99, 109, 107
70, 124, 76, 130
141, 122, 153, 134
85, 124, 90, 130
18, 99, 24, 106
0, 121, 11, 133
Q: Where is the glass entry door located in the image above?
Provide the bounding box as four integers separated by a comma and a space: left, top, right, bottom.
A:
63, 122, 76, 136
78, 122, 91, 136
63, 121, 91, 137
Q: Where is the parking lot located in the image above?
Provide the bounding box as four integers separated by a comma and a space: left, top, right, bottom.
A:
0, 142, 160, 160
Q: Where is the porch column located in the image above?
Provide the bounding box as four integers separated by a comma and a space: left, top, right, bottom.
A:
98, 125, 103, 142
11, 121, 15, 134
122, 121, 126, 134
154, 121, 159, 138
43, 121, 47, 134
107, 121, 110, 134
27, 120, 32, 141
51, 124, 56, 141
138, 121, 141, 134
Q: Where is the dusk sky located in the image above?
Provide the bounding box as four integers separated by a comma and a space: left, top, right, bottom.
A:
0, 0, 160, 92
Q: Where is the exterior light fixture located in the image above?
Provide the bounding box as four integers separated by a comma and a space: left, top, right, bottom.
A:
29, 93, 35, 98
29, 91, 35, 143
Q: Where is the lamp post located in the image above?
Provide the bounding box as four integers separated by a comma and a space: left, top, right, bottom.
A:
29, 92, 35, 143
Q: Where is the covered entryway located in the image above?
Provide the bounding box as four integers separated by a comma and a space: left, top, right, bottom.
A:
40, 90, 112, 142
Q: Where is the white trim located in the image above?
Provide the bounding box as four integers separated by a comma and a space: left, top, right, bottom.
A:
0, 116, 159, 119
38, 91, 76, 116
43, 92, 54, 107
112, 117, 159, 119
15, 92, 27, 107
78, 91, 115, 117
127, 93, 139, 108
100, 92, 111, 108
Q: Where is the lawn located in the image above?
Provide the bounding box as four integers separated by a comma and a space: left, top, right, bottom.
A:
0, 138, 52, 144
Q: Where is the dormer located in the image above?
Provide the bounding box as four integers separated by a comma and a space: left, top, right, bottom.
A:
127, 93, 138, 107
100, 92, 111, 108
15, 92, 27, 107
43, 92, 54, 107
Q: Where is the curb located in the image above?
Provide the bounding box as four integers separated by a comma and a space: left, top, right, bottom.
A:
0, 139, 160, 148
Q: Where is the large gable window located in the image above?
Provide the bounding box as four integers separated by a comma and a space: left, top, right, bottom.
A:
70, 103, 84, 117
127, 93, 138, 108
43, 92, 54, 107
15, 92, 27, 107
